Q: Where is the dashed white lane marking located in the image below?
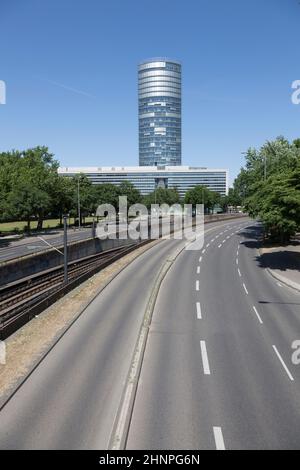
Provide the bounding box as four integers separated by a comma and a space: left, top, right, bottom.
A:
252, 306, 263, 325
243, 283, 249, 295
222, 239, 226, 243
272, 345, 294, 382
218, 244, 222, 248
238, 268, 241, 277
196, 302, 202, 320
213, 427, 226, 450
197, 266, 201, 274
196, 280, 200, 291
206, 243, 210, 248
236, 258, 239, 265
200, 340, 211, 375
199, 256, 202, 263
202, 249, 206, 254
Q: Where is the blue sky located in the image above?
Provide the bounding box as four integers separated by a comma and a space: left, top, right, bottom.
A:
0, 0, 299, 182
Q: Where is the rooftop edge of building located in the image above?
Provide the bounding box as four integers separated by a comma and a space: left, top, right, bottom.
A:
138, 58, 181, 68
58, 166, 228, 173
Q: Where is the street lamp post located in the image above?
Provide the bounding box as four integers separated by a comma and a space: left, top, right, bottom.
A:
63, 215, 68, 284
77, 177, 81, 230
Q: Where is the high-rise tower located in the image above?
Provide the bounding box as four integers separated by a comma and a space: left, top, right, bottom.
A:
138, 58, 181, 166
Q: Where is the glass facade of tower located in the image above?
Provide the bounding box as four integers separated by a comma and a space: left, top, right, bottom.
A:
138, 59, 181, 166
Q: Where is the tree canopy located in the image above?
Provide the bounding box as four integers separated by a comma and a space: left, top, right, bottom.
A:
184, 185, 221, 214
233, 137, 300, 241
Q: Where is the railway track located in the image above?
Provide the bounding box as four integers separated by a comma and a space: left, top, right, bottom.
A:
0, 240, 150, 339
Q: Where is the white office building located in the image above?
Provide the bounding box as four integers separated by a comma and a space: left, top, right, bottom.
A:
58, 166, 229, 198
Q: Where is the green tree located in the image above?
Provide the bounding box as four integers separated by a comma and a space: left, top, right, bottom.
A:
51, 176, 75, 225
234, 136, 300, 242
93, 183, 120, 209
71, 174, 97, 224
246, 167, 300, 242
117, 181, 142, 207
2, 147, 59, 230
142, 188, 181, 208
220, 188, 242, 212
233, 136, 300, 205
184, 185, 219, 214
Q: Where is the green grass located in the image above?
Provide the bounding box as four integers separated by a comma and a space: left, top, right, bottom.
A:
0, 217, 95, 233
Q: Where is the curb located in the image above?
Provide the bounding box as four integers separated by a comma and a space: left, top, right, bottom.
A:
258, 247, 300, 294
108, 241, 187, 450
266, 267, 300, 293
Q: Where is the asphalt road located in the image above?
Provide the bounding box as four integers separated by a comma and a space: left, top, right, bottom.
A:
0, 217, 243, 263
0, 228, 94, 263
1, 218, 299, 449
0, 234, 186, 449
127, 220, 300, 450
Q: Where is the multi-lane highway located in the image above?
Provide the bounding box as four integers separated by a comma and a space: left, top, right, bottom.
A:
0, 218, 300, 450
127, 220, 300, 450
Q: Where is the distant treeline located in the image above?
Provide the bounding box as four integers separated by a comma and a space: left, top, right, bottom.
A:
0, 146, 235, 231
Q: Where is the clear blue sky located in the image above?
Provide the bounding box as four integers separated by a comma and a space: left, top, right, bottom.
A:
0, 0, 300, 182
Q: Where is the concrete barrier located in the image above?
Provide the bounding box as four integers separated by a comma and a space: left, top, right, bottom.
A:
0, 237, 134, 287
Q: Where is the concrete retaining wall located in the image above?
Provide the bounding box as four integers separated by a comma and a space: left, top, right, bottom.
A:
0, 237, 134, 286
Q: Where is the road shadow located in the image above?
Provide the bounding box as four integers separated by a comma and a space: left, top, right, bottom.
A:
237, 224, 300, 273
237, 224, 262, 250
0, 239, 10, 248
257, 250, 300, 272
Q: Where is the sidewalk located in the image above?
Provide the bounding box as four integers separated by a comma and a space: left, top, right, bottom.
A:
259, 240, 300, 292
